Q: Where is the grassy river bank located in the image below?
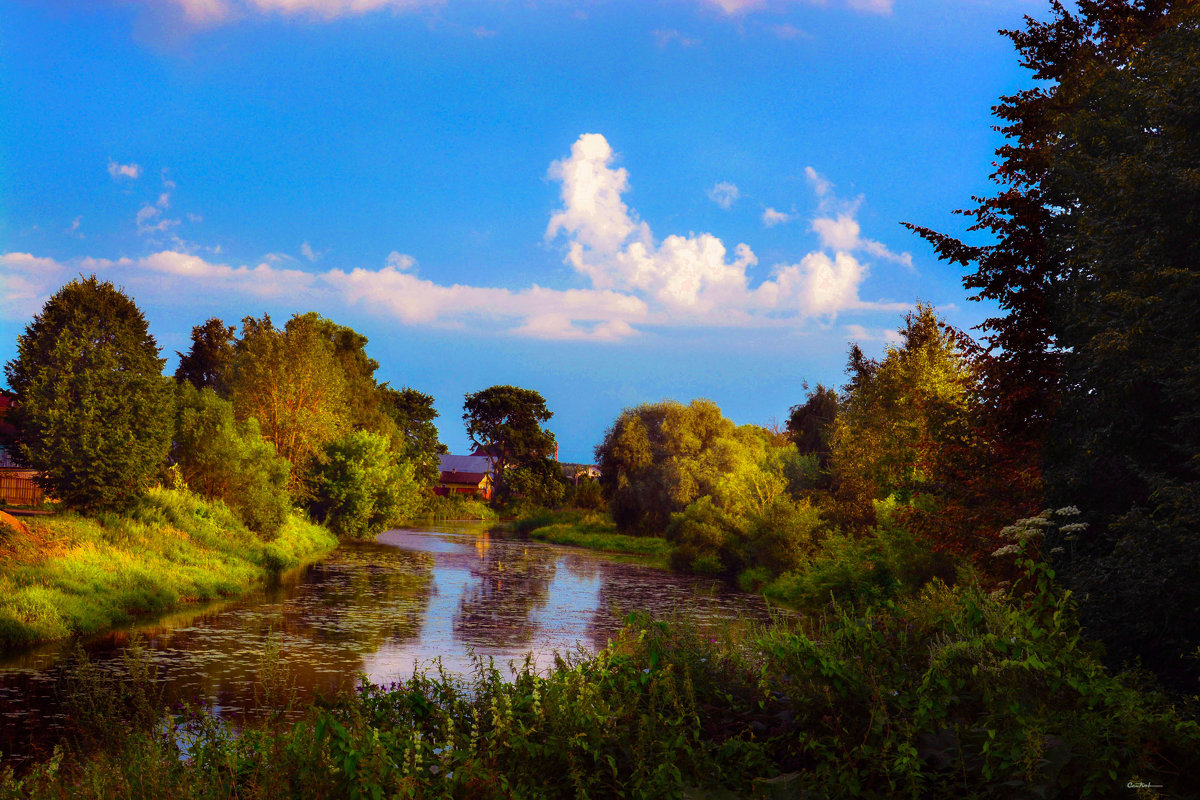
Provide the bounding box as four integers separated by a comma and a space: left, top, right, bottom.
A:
0, 488, 338, 650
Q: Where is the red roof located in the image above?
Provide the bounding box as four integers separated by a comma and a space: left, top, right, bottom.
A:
439, 471, 489, 485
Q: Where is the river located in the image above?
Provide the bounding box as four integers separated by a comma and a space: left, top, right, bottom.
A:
0, 522, 771, 765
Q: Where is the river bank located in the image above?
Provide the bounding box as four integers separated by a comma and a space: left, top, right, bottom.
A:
0, 487, 337, 651
499, 509, 672, 567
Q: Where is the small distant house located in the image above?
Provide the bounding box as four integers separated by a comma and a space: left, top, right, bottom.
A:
434, 453, 496, 500
561, 463, 601, 484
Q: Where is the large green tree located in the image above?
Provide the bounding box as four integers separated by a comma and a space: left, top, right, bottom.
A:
462, 385, 556, 504
310, 429, 421, 539
380, 386, 447, 486
224, 314, 350, 489
596, 399, 796, 535
1039, 7, 1200, 686
4, 276, 173, 512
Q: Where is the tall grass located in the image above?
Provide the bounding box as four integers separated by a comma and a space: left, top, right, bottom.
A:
0, 488, 336, 649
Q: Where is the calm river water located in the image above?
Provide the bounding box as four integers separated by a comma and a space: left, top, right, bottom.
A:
0, 522, 770, 764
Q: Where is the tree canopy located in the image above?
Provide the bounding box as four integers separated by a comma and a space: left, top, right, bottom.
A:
462, 385, 556, 504
4, 276, 173, 512
906, 0, 1200, 686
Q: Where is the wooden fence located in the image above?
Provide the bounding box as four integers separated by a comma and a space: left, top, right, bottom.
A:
0, 469, 44, 507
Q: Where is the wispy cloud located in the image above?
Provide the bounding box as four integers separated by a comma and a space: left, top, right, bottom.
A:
707, 182, 740, 210
653, 29, 702, 48
108, 160, 142, 180
761, 207, 794, 227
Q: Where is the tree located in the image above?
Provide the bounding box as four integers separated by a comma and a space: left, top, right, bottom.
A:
595, 399, 795, 535
1038, 9, 1200, 686
224, 314, 350, 489
903, 1, 1200, 685
785, 384, 838, 477
462, 386, 556, 504
380, 386, 447, 486
310, 429, 421, 539
4, 276, 173, 512
175, 317, 235, 391
171, 383, 291, 536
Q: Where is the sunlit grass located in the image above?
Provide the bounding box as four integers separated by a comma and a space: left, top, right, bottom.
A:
0, 488, 336, 649
508, 509, 672, 565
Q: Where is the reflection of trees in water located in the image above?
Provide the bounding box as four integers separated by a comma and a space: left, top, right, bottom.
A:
560, 553, 604, 582
454, 541, 557, 648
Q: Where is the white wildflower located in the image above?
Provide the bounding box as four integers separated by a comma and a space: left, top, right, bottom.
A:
991, 544, 1021, 558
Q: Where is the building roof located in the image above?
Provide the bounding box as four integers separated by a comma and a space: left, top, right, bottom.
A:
437, 454, 495, 475
439, 471, 490, 485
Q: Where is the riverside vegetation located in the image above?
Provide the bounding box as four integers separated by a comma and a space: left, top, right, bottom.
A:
3, 539, 1198, 798
4, 2, 1200, 796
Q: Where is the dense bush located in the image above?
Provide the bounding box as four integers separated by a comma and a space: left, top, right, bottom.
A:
309, 430, 421, 539
171, 383, 292, 536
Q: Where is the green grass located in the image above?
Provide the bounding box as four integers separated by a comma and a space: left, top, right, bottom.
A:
0, 488, 337, 650
7, 558, 1199, 798
414, 493, 497, 522
508, 509, 672, 565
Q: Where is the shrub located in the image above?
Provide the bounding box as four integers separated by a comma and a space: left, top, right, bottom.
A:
310, 430, 421, 539
171, 383, 291, 537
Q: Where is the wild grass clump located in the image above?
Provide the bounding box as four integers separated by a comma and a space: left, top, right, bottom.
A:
7, 544, 1196, 798
0, 488, 336, 649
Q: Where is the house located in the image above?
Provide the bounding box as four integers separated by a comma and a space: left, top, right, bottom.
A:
433, 452, 496, 500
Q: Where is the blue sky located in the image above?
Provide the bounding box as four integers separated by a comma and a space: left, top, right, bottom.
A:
1, 0, 1040, 461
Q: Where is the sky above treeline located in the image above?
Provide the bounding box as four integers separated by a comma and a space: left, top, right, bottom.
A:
0, 0, 1042, 462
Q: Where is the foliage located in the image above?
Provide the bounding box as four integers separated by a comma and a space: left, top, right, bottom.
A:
174, 317, 236, 391
0, 488, 335, 649
225, 314, 350, 489
785, 383, 838, 481
500, 457, 567, 511
415, 492, 496, 521
596, 399, 799, 536
462, 385, 556, 504
563, 476, 606, 511
763, 520, 958, 611
3, 276, 174, 513
380, 387, 447, 487
309, 429, 421, 540
830, 307, 1041, 566
907, 0, 1200, 688
171, 383, 291, 536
